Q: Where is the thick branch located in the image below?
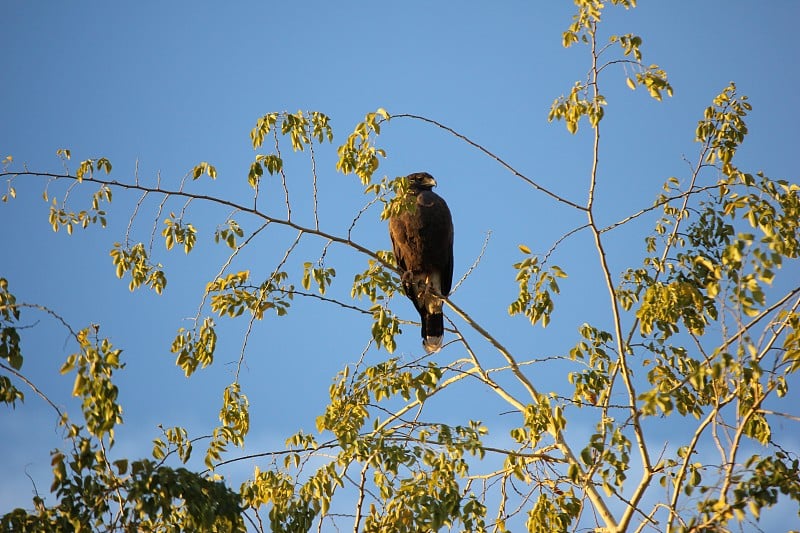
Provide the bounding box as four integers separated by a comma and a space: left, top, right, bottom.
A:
586, 23, 644, 532
445, 296, 618, 530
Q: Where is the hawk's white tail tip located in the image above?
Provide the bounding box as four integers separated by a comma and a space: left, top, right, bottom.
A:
423, 336, 443, 353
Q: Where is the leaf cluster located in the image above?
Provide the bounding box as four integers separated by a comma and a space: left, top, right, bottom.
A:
110, 243, 167, 294
508, 245, 567, 328
336, 108, 389, 185
0, 278, 24, 406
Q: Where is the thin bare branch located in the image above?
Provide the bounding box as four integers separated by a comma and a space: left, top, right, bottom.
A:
309, 140, 320, 231
451, 230, 491, 294
192, 221, 271, 327
542, 224, 590, 264
0, 359, 66, 422
273, 128, 291, 221
389, 114, 587, 211
235, 230, 304, 380
599, 183, 723, 235
759, 409, 800, 423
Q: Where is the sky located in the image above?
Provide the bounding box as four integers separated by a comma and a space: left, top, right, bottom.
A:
1, 1, 799, 530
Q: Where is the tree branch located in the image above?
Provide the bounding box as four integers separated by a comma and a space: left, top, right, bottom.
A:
5, 171, 387, 265
389, 114, 587, 211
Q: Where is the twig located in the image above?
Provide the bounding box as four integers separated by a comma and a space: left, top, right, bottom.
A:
191, 221, 271, 329
309, 140, 320, 231
235, 229, 303, 381
759, 409, 800, 423
149, 172, 169, 254
282, 289, 374, 316
599, 184, 721, 234
451, 230, 491, 294
273, 129, 291, 221
542, 224, 590, 264
0, 360, 66, 421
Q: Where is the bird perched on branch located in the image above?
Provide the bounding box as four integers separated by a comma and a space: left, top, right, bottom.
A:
388, 172, 454, 353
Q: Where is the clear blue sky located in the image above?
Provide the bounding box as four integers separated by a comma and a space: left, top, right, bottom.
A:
1, 1, 798, 529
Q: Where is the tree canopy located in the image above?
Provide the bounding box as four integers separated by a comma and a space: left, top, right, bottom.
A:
1, 1, 798, 532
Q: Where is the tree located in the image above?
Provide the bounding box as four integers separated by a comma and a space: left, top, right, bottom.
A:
2, 1, 798, 531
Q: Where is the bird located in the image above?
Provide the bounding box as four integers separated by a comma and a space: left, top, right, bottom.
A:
388, 172, 454, 353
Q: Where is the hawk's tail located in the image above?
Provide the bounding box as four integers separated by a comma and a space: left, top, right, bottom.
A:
421, 312, 444, 353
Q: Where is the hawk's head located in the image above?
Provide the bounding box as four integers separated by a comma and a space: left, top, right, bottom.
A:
407, 172, 437, 191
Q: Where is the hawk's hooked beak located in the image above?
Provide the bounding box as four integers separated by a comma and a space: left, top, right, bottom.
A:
409, 173, 436, 189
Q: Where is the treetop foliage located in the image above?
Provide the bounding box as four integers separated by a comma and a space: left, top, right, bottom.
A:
1, 1, 798, 532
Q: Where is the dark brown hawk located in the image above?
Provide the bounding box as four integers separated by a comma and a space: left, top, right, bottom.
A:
388, 172, 454, 353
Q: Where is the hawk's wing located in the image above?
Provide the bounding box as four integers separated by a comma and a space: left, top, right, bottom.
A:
388, 210, 423, 308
